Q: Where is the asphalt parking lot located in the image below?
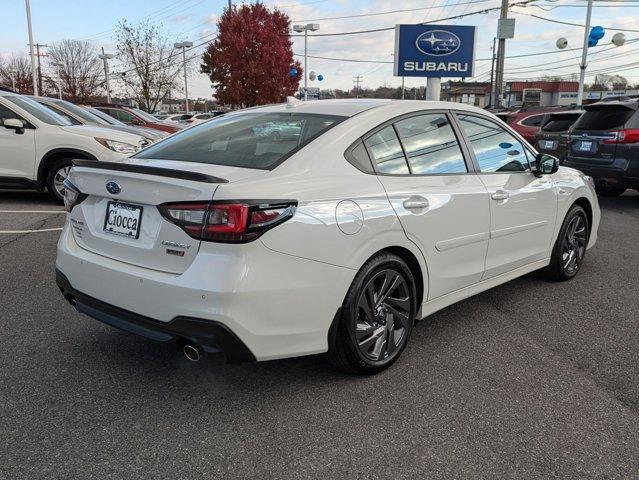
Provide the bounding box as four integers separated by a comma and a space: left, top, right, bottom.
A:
1, 190, 638, 480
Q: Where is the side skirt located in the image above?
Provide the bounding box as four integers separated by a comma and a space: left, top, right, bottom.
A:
420, 258, 550, 319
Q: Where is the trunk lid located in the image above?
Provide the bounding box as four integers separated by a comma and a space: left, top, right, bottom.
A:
66, 159, 268, 274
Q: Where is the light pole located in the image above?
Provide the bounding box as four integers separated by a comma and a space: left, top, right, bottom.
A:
98, 48, 114, 103
174, 41, 193, 112
8, 70, 16, 91
24, 0, 38, 95
293, 23, 319, 101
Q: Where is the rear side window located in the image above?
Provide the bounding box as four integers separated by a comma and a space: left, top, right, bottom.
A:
520, 114, 545, 127
39, 103, 82, 125
541, 114, 582, 132
364, 125, 409, 174
457, 114, 530, 173
394, 114, 467, 174
573, 108, 635, 130
135, 112, 344, 170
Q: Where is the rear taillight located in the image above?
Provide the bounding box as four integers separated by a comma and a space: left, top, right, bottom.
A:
158, 201, 297, 243
62, 179, 88, 212
603, 129, 639, 144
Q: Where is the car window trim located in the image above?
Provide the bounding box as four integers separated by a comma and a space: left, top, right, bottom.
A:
451, 111, 535, 175
360, 109, 476, 177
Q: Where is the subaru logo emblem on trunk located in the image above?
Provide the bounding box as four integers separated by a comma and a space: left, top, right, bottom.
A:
106, 180, 121, 195
416, 30, 461, 56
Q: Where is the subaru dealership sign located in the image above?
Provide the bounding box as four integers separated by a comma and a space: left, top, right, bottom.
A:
394, 24, 477, 78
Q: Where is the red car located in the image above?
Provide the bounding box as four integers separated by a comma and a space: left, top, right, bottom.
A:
495, 108, 564, 144
94, 104, 184, 134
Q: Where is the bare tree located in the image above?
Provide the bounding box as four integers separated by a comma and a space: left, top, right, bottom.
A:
115, 20, 184, 112
0, 56, 34, 94
45, 40, 103, 102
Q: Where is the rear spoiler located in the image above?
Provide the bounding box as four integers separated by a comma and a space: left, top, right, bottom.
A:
72, 159, 229, 184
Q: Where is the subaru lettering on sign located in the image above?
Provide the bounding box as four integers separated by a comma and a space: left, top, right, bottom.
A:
394, 24, 477, 78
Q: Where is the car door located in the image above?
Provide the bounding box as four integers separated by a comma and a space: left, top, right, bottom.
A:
0, 101, 37, 180
364, 112, 491, 300
454, 113, 558, 279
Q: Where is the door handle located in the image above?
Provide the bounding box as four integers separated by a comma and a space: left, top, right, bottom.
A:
491, 190, 510, 201
403, 197, 429, 210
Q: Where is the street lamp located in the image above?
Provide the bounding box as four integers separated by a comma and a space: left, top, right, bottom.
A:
98, 48, 115, 103
292, 23, 319, 101
174, 41, 193, 113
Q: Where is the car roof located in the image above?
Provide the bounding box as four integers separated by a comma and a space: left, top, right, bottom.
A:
247, 99, 489, 118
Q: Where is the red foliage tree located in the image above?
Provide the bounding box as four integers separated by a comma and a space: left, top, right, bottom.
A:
201, 3, 301, 107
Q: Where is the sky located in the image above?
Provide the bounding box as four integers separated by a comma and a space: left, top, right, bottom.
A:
2, 0, 639, 100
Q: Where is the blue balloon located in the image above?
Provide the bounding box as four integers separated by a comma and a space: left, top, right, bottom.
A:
317, 74, 323, 81
589, 26, 605, 41
588, 37, 599, 47
289, 68, 298, 78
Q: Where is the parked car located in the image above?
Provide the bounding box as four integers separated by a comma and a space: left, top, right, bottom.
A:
94, 104, 184, 134
535, 110, 584, 161
164, 113, 194, 123
495, 108, 565, 143
32, 96, 167, 143
56, 99, 599, 374
187, 112, 226, 125
0, 93, 146, 201
564, 98, 639, 196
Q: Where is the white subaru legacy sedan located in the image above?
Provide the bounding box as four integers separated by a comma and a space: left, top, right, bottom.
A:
56, 99, 600, 374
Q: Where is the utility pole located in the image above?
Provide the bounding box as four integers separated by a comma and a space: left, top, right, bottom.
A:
490, 37, 497, 108
577, 0, 594, 106
24, 0, 38, 95
494, 0, 513, 109
174, 41, 193, 112
8, 71, 16, 91
98, 48, 115, 103
293, 24, 320, 101
353, 75, 362, 98
33, 43, 48, 95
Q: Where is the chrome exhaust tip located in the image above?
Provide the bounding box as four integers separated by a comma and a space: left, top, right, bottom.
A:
183, 344, 201, 362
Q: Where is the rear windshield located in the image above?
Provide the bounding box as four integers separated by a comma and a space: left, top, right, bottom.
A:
134, 112, 345, 169
541, 113, 582, 132
573, 108, 635, 131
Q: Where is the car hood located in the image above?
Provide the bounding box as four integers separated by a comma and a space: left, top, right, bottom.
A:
60, 124, 145, 144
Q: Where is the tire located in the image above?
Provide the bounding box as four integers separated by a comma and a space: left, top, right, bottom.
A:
595, 185, 626, 197
46, 159, 72, 203
329, 253, 417, 375
545, 204, 590, 281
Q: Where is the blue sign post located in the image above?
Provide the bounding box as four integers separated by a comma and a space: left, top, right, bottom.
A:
394, 24, 477, 78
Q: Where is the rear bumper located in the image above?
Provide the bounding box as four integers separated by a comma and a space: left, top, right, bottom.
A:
56, 222, 355, 361
56, 269, 255, 362
564, 157, 639, 189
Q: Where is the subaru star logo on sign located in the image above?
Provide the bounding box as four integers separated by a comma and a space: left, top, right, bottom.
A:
394, 24, 477, 78
105, 180, 121, 195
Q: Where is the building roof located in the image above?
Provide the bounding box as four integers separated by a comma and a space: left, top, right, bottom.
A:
508, 81, 579, 93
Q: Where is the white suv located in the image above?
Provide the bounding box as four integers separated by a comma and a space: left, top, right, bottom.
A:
0, 93, 147, 201
56, 99, 600, 374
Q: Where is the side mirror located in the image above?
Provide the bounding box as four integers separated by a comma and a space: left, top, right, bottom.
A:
4, 118, 25, 134
533, 153, 560, 176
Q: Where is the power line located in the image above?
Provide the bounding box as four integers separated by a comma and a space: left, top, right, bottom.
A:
292, 0, 492, 22
511, 9, 639, 32
289, 0, 540, 37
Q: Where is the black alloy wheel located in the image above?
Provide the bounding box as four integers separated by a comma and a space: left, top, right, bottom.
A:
546, 204, 590, 281
329, 253, 416, 375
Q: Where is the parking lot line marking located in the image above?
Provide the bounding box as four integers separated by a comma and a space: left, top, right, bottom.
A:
0, 228, 63, 234
0, 210, 65, 214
